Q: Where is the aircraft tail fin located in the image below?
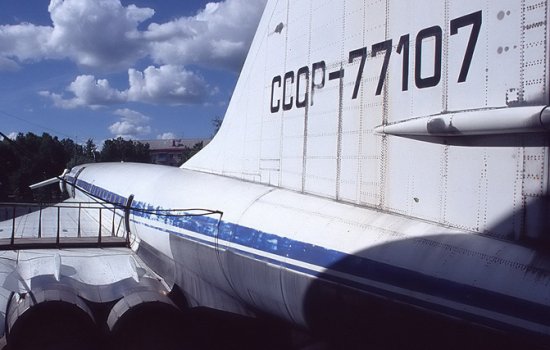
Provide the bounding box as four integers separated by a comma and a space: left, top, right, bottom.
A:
185, 0, 550, 240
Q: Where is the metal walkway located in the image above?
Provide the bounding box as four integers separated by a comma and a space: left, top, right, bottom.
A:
0, 201, 130, 250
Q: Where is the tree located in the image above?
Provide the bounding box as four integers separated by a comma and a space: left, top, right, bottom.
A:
84, 139, 99, 161
63, 138, 98, 168
0, 139, 17, 201
178, 141, 204, 166
212, 116, 223, 137
0, 134, 154, 202
0, 132, 71, 202
100, 137, 150, 163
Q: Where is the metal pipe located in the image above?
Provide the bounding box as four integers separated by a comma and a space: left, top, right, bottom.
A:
10, 205, 16, 246
124, 195, 134, 247
56, 206, 60, 246
98, 208, 102, 245
78, 203, 81, 238
111, 207, 115, 236
38, 204, 42, 238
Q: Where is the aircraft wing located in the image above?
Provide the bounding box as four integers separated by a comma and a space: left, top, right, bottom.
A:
2, 0, 550, 348
0, 199, 177, 349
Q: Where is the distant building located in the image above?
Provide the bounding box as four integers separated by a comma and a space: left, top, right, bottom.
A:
139, 138, 210, 166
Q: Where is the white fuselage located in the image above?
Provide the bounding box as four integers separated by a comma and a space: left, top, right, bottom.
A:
68, 162, 550, 340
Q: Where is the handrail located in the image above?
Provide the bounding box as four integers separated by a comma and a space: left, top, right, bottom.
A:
0, 201, 129, 250
0, 201, 122, 209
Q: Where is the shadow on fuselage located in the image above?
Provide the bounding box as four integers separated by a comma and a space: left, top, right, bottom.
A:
302, 197, 550, 350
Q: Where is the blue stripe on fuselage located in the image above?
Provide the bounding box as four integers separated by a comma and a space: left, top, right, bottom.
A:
74, 179, 550, 331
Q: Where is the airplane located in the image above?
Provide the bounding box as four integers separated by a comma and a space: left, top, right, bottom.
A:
1, 0, 550, 348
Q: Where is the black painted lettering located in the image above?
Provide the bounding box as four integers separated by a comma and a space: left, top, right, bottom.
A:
451, 11, 482, 83
328, 69, 344, 80
348, 47, 366, 99
283, 71, 295, 111
371, 40, 393, 96
296, 66, 309, 108
311, 61, 326, 106
268, 10, 482, 112
396, 34, 410, 91
415, 26, 442, 89
270, 75, 281, 113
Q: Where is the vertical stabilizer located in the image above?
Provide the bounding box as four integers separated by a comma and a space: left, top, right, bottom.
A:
185, 0, 550, 240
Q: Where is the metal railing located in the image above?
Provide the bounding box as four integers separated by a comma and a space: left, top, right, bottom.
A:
0, 202, 130, 250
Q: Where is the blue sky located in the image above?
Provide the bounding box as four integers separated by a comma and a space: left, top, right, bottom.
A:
0, 0, 266, 144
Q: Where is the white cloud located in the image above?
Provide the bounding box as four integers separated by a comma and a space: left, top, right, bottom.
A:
157, 132, 176, 140
40, 75, 127, 109
46, 0, 154, 69
128, 65, 210, 104
108, 108, 151, 139
0, 56, 19, 72
0, 23, 52, 61
40, 65, 211, 108
3, 0, 267, 112
113, 108, 150, 123
0, 1, 153, 70
145, 0, 267, 71
0, 0, 266, 72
